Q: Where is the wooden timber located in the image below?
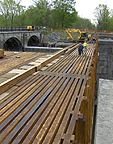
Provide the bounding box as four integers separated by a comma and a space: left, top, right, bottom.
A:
0, 49, 5, 58
0, 43, 98, 144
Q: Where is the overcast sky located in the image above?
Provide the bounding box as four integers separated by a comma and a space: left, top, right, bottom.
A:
75, 0, 113, 24
20, 0, 113, 24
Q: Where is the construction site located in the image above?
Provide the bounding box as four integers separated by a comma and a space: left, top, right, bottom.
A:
0, 30, 113, 144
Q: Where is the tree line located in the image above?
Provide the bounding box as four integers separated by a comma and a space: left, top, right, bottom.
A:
0, 0, 113, 31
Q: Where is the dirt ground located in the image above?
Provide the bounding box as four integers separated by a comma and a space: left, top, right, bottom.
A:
43, 30, 97, 44
47, 31, 79, 42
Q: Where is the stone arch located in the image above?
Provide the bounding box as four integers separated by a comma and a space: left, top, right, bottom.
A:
27, 35, 40, 46
4, 37, 22, 51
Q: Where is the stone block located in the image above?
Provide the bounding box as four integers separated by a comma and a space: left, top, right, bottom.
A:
98, 60, 107, 67
108, 69, 113, 80
98, 47, 107, 53
98, 53, 107, 61
98, 39, 113, 45
97, 66, 107, 74
97, 74, 108, 80
107, 47, 113, 54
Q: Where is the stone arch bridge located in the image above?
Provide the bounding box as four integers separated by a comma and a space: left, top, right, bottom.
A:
0, 31, 43, 51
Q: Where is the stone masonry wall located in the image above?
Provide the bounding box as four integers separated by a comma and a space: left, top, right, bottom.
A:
97, 39, 113, 80
96, 38, 113, 97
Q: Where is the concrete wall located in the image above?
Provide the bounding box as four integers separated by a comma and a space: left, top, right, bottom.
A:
94, 79, 113, 144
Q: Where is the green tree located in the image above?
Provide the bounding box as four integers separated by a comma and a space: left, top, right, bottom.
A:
94, 4, 110, 30
0, 14, 4, 26
0, 0, 9, 26
33, 0, 52, 28
72, 16, 95, 30
53, 0, 77, 28
108, 9, 113, 31
0, 0, 22, 27
25, 5, 37, 26
14, 5, 26, 26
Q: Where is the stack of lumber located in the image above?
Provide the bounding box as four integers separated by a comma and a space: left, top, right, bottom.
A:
0, 49, 5, 58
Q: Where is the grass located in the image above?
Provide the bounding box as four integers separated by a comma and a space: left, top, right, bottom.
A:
42, 31, 52, 34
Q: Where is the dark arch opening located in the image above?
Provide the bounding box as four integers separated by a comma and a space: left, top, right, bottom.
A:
4, 37, 22, 51
27, 35, 40, 46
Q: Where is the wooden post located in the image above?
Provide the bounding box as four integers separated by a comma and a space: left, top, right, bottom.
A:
75, 114, 86, 144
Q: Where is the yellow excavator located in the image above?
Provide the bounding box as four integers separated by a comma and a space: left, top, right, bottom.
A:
27, 25, 35, 31
66, 29, 91, 42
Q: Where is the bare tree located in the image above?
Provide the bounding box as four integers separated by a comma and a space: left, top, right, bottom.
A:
94, 4, 110, 30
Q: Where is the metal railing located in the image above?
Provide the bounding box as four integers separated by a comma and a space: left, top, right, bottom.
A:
0, 27, 27, 31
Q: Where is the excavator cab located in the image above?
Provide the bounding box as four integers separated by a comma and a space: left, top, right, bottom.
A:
80, 32, 87, 39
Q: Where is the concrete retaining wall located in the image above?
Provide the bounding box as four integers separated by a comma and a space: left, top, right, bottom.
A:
94, 79, 113, 144
24, 46, 63, 53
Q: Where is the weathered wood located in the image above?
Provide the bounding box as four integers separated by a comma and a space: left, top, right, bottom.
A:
0, 49, 5, 58
0, 43, 98, 144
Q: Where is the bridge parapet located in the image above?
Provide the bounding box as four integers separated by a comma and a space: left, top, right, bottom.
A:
0, 31, 42, 51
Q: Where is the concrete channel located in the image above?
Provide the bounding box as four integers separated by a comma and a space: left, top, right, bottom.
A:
94, 79, 113, 144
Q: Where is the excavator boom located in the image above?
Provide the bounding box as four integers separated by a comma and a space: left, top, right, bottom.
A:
66, 29, 74, 41
66, 29, 91, 42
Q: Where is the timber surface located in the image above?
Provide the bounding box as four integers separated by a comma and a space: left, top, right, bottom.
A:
0, 51, 47, 76
0, 44, 95, 144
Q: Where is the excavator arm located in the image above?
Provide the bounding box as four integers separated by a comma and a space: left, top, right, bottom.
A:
66, 29, 91, 42
66, 29, 74, 41
66, 29, 82, 41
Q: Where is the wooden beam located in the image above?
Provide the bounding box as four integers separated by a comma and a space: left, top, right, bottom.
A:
0, 66, 36, 94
